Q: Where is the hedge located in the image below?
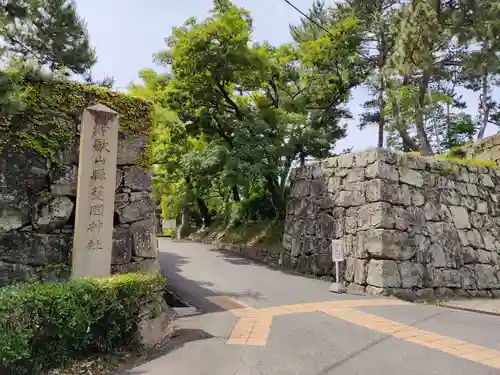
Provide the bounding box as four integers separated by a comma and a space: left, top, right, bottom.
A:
0, 272, 165, 375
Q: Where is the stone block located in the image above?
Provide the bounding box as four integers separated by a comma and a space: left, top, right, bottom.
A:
357, 202, 395, 230
123, 166, 153, 192
366, 259, 401, 288
344, 258, 355, 282
0, 261, 37, 286
112, 227, 132, 265
327, 177, 342, 193
360, 148, 398, 166
360, 229, 415, 261
433, 269, 462, 288
137, 299, 175, 346
290, 237, 301, 257
466, 183, 479, 196
475, 264, 499, 289
482, 231, 496, 251
466, 229, 485, 248
365, 161, 399, 181
315, 213, 334, 239
346, 283, 366, 295
448, 205, 470, 229
460, 268, 476, 289
364, 179, 411, 205
342, 234, 354, 258
117, 132, 148, 165
129, 258, 162, 273
399, 262, 424, 288
310, 180, 326, 196
353, 259, 368, 284
50, 165, 78, 196
416, 288, 435, 300
0, 208, 29, 233
439, 189, 461, 206
337, 153, 355, 168
116, 168, 124, 190
423, 202, 440, 223
0, 232, 70, 266
399, 168, 423, 187
282, 233, 292, 251
0, 142, 49, 206
131, 219, 158, 259
292, 180, 310, 198
115, 193, 129, 203
311, 253, 333, 276
461, 246, 477, 264
346, 168, 365, 183
34, 196, 74, 233
116, 195, 155, 224
414, 234, 431, 263
334, 189, 365, 207
411, 189, 425, 206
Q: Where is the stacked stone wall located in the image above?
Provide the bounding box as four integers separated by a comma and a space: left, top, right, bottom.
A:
0, 80, 157, 286
283, 148, 500, 300
467, 133, 500, 166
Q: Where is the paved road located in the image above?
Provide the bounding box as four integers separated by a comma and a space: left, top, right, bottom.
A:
122, 239, 500, 375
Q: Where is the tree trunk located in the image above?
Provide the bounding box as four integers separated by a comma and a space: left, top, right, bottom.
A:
265, 175, 286, 219
414, 70, 434, 155
231, 185, 240, 202
177, 205, 190, 240
196, 197, 211, 228
377, 75, 385, 148
477, 71, 490, 141
377, 31, 386, 149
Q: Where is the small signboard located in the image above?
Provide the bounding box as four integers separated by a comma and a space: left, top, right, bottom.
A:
331, 240, 344, 262
162, 219, 177, 229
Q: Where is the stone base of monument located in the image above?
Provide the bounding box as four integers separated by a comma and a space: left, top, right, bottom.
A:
137, 299, 176, 347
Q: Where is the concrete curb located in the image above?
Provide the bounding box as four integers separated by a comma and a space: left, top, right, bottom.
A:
440, 303, 500, 318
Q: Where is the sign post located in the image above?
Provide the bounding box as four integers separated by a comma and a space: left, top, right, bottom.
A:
162, 219, 177, 230
329, 239, 346, 293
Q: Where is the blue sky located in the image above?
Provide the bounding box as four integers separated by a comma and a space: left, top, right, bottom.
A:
75, 0, 495, 153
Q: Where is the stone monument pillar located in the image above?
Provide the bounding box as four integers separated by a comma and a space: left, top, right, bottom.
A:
72, 104, 119, 278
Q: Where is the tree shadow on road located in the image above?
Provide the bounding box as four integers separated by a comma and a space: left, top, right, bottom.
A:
117, 328, 214, 375
159, 247, 263, 315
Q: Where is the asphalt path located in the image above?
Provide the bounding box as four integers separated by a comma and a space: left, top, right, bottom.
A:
121, 238, 500, 375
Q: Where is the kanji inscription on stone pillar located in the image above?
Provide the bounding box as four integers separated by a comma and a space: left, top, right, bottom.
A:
72, 104, 119, 278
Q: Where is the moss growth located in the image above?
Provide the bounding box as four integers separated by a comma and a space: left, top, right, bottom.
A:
0, 73, 153, 164
405, 151, 499, 168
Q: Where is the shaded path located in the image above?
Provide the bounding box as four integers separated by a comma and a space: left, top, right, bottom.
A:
121, 239, 500, 375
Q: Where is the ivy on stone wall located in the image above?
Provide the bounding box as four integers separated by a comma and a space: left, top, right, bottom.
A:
0, 72, 153, 165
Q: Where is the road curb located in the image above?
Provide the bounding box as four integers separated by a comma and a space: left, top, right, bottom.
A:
439, 303, 500, 318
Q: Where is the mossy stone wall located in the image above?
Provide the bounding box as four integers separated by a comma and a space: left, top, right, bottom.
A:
0, 75, 159, 286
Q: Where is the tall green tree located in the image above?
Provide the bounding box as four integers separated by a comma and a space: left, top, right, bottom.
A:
156, 0, 357, 217
0, 0, 96, 73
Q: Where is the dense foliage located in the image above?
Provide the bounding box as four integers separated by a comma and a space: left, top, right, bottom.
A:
0, 273, 165, 375
0, 71, 152, 163
137, 0, 500, 228
0, 0, 96, 119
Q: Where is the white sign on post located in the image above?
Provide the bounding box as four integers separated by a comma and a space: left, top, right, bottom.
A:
329, 239, 346, 293
331, 240, 344, 262
162, 219, 177, 229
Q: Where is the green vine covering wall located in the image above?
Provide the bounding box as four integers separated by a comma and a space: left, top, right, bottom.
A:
0, 73, 153, 165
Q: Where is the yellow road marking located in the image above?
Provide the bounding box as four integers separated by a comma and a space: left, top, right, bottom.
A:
323, 307, 500, 369
206, 295, 500, 370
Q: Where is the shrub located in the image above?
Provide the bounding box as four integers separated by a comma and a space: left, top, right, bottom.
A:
0, 272, 165, 375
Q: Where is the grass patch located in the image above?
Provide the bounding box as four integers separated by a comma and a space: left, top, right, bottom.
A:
191, 219, 283, 249
406, 151, 499, 168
